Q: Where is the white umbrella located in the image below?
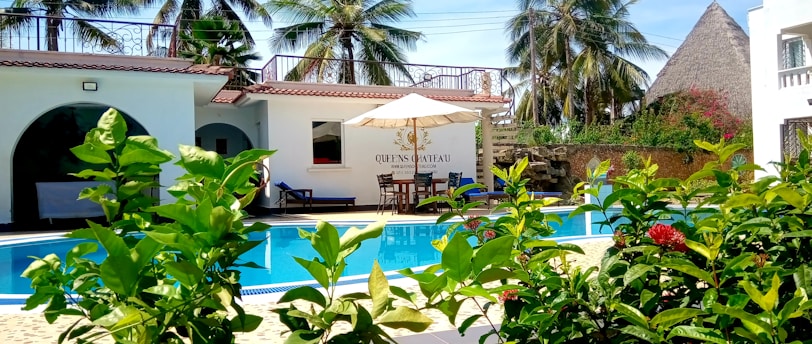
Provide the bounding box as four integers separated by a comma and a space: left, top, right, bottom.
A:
344, 93, 480, 174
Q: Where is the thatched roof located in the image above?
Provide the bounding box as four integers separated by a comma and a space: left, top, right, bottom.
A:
645, 1, 751, 119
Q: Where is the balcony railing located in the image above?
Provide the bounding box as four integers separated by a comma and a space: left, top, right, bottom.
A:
0, 12, 175, 57
261, 54, 505, 95
779, 65, 812, 89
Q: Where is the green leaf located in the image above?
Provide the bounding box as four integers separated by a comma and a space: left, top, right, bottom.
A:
619, 325, 659, 343
164, 261, 205, 287
711, 304, 772, 336
294, 257, 329, 289
278, 286, 326, 307
623, 264, 652, 286
472, 236, 514, 272
441, 234, 473, 282
568, 204, 602, 218
458, 314, 482, 335
739, 276, 779, 312
475, 268, 515, 284
613, 302, 649, 328
96, 108, 127, 146
723, 194, 762, 210
666, 326, 726, 344
770, 187, 807, 209
650, 308, 707, 329
230, 314, 263, 332
339, 221, 384, 252
178, 144, 225, 180
70, 143, 112, 164
89, 225, 139, 297
684, 239, 711, 261
131, 236, 162, 269
369, 261, 389, 318
663, 257, 715, 285
312, 221, 341, 267
377, 306, 433, 331
66, 242, 98, 265
603, 189, 642, 209
119, 136, 174, 166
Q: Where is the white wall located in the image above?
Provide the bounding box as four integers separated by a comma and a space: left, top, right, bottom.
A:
195, 105, 260, 157
0, 67, 201, 224
259, 96, 478, 207
750, 1, 812, 178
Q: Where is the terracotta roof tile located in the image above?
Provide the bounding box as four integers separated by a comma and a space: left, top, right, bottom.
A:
244, 84, 510, 103
0, 60, 233, 76
212, 90, 244, 103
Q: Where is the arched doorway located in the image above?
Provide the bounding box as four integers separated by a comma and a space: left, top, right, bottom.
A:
12, 104, 148, 225
195, 123, 254, 158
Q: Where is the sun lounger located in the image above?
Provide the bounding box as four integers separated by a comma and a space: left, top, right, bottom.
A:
275, 181, 356, 210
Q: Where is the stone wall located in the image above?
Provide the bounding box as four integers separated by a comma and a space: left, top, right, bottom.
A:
549, 144, 754, 180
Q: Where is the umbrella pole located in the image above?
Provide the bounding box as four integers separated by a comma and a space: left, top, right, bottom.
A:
413, 119, 419, 175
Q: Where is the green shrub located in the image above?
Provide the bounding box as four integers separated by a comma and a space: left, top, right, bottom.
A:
621, 150, 644, 171
23, 108, 274, 342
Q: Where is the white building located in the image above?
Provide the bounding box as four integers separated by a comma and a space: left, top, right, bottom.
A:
0, 17, 509, 228
750, 0, 812, 177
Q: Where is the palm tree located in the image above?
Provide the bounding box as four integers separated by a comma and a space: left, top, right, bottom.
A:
266, 0, 424, 85
144, 0, 271, 56
0, 0, 140, 52
179, 16, 261, 86
506, 0, 666, 125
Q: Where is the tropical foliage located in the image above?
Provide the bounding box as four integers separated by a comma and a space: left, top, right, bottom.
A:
266, 0, 423, 85
144, 0, 271, 55
273, 221, 433, 343
179, 16, 262, 85
416, 136, 812, 343
0, 0, 141, 52
505, 0, 667, 126
23, 108, 274, 342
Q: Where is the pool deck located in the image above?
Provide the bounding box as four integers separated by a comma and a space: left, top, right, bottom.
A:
0, 209, 612, 343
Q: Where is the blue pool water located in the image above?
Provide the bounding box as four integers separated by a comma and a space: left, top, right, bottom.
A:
0, 210, 591, 296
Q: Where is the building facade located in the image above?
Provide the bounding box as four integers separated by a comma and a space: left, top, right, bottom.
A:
750, 0, 812, 177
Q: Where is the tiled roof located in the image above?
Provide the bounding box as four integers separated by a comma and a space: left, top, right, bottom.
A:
212, 90, 244, 103
244, 84, 510, 103
0, 60, 233, 76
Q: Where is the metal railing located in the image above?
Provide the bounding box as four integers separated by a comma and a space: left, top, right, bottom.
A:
0, 12, 175, 56
261, 54, 505, 95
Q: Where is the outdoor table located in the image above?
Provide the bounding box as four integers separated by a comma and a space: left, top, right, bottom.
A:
392, 178, 448, 213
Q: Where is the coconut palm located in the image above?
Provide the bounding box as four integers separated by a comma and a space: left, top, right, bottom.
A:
266, 0, 424, 85
0, 0, 140, 52
179, 16, 261, 86
144, 0, 271, 56
506, 0, 666, 125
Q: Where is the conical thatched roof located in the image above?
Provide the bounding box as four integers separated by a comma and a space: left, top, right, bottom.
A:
645, 1, 751, 118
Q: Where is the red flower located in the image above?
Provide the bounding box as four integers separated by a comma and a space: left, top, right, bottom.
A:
647, 224, 688, 253
499, 289, 519, 303
613, 230, 626, 249
483, 230, 496, 240
724, 133, 734, 140
463, 215, 482, 231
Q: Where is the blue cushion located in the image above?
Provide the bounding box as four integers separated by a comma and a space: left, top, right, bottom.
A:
459, 178, 480, 197
275, 181, 305, 199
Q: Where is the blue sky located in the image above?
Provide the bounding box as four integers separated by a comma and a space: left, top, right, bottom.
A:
1, 0, 763, 83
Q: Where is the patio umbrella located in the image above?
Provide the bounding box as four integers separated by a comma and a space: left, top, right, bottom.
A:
344, 93, 480, 174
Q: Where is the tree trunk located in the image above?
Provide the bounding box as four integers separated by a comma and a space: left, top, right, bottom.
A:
46, 16, 60, 51
340, 35, 356, 84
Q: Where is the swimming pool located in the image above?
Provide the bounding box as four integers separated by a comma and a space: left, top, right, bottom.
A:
0, 208, 607, 301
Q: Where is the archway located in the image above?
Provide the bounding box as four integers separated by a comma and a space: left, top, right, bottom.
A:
12, 104, 148, 224
195, 123, 254, 158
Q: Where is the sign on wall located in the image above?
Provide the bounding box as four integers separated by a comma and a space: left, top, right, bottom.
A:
374, 128, 453, 177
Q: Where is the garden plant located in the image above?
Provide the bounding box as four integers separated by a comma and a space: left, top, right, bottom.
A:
23, 108, 274, 343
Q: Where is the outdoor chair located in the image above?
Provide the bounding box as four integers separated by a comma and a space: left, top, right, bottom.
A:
435, 172, 462, 197
412, 172, 436, 213
376, 173, 406, 215
274, 181, 355, 212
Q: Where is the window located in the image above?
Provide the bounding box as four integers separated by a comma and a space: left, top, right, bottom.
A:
215, 138, 228, 155
783, 37, 806, 69
312, 121, 342, 165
